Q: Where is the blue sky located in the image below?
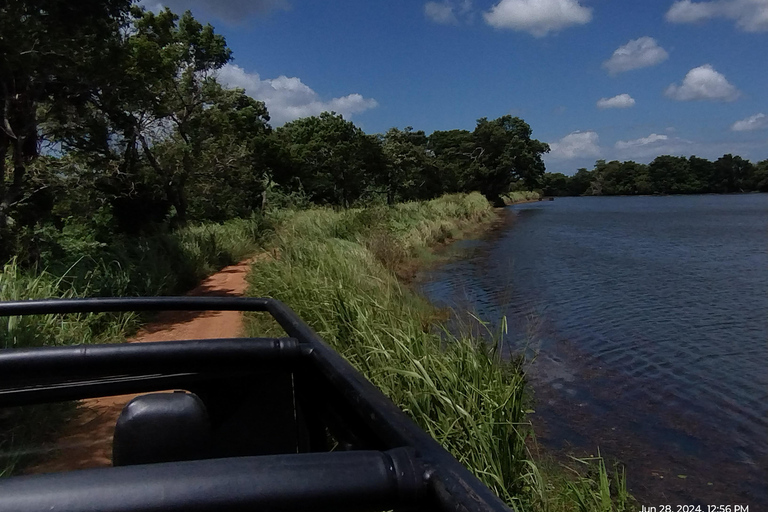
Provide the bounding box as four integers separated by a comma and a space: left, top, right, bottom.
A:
144, 0, 768, 174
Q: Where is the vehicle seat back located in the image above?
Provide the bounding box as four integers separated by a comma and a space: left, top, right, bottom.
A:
112, 391, 211, 466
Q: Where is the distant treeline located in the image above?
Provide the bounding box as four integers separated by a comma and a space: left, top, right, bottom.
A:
542, 155, 768, 197
1, 2, 548, 267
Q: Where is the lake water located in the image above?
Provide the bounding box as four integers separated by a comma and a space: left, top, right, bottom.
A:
417, 194, 768, 507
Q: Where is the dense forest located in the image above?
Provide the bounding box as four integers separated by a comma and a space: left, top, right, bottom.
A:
542, 155, 768, 197
0, 0, 550, 271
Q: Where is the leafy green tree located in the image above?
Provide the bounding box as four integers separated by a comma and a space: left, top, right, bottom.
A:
154, 84, 273, 222
648, 155, 694, 194
275, 112, 386, 207
427, 129, 477, 194
541, 172, 569, 196
552, 154, 765, 197
470, 116, 549, 203
380, 127, 439, 203
752, 160, 768, 192
568, 168, 594, 196
713, 154, 755, 193
0, 0, 132, 232
45, 6, 233, 229
688, 156, 716, 193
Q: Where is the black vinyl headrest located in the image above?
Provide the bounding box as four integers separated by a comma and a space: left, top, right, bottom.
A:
112, 392, 211, 466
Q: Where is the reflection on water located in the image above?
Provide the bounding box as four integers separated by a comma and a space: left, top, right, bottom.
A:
417, 194, 768, 506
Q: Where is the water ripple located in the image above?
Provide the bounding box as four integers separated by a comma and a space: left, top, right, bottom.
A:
418, 194, 768, 506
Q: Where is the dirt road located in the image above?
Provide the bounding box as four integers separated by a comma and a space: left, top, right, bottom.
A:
26, 258, 253, 474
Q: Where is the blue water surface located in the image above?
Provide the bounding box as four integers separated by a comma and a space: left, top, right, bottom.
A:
418, 194, 768, 506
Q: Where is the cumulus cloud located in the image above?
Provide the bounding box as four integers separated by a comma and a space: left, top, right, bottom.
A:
666, 0, 768, 32
483, 0, 592, 36
602, 37, 669, 75
216, 64, 378, 126
615, 133, 669, 149
548, 131, 601, 159
665, 64, 741, 101
425, 2, 458, 23
139, 0, 289, 22
612, 134, 699, 159
424, 0, 473, 24
731, 113, 768, 131
137, 0, 164, 13
596, 94, 636, 109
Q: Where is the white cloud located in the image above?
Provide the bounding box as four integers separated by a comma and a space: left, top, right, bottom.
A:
137, 0, 164, 13
425, 2, 458, 24
615, 134, 669, 149
666, 0, 716, 22
665, 64, 740, 102
597, 94, 636, 109
612, 134, 698, 160
731, 113, 768, 131
483, 0, 592, 37
140, 0, 289, 22
548, 131, 601, 159
216, 64, 378, 126
424, 1, 473, 24
602, 37, 669, 75
666, 0, 768, 32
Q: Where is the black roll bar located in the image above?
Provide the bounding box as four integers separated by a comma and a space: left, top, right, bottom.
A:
0, 297, 513, 512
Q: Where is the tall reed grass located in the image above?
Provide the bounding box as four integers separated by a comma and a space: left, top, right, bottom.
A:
245, 192, 634, 511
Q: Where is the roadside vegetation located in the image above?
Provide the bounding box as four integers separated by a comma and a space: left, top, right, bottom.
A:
245, 193, 636, 512
0, 3, 639, 509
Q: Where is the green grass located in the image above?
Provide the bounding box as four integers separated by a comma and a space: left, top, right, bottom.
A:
1, 192, 636, 511
245, 192, 635, 512
503, 190, 542, 204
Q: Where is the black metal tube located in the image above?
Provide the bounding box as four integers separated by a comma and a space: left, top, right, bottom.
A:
0, 338, 302, 383
266, 299, 513, 512
0, 449, 425, 512
0, 372, 227, 407
0, 298, 513, 512
0, 297, 271, 316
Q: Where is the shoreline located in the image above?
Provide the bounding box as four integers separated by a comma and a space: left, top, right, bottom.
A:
397, 196, 541, 284
242, 193, 634, 510
413, 192, 766, 508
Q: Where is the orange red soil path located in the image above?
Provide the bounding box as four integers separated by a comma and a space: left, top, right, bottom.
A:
26, 258, 253, 474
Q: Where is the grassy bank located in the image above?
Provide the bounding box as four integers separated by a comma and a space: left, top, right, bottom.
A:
245, 193, 634, 511
0, 217, 269, 474
503, 190, 542, 204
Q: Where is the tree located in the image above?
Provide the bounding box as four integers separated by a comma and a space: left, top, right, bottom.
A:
752, 160, 768, 192
275, 112, 386, 207
541, 172, 569, 196
568, 168, 594, 196
380, 127, 438, 203
713, 154, 754, 193
427, 129, 476, 194
0, 0, 133, 230
44, 6, 234, 229
471, 116, 549, 203
155, 84, 273, 222
648, 155, 693, 194
688, 156, 716, 193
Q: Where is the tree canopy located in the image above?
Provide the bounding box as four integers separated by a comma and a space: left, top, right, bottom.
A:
6, 1, 762, 267
542, 155, 768, 197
